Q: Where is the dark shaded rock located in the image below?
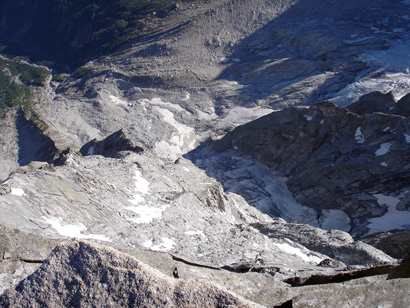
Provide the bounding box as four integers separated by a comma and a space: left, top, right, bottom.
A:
396, 93, 410, 117
0, 241, 263, 308
285, 263, 396, 287
364, 231, 410, 259
16, 110, 58, 166
387, 253, 410, 280
205, 101, 410, 237
80, 129, 144, 158
347, 91, 396, 115
317, 259, 345, 268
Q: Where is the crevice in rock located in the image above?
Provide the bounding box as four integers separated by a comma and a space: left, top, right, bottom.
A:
171, 254, 220, 270
274, 299, 293, 308
284, 264, 396, 287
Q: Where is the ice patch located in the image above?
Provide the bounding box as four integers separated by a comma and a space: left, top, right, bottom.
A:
405, 134, 410, 143
382, 127, 391, 132
199, 156, 319, 226
143, 237, 175, 251
10, 188, 25, 196
355, 127, 365, 144
366, 194, 410, 234
232, 58, 241, 62
319, 209, 351, 232
331, 32, 410, 105
43, 216, 111, 241
304, 115, 313, 121
87, 146, 94, 155
375, 143, 391, 156
275, 241, 322, 264
381, 162, 388, 167
125, 204, 169, 224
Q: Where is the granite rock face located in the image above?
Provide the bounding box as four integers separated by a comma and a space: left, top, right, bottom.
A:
0, 241, 263, 308
1, 0, 410, 306
204, 101, 410, 237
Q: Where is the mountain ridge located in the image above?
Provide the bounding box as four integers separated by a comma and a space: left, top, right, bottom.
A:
1, 0, 410, 306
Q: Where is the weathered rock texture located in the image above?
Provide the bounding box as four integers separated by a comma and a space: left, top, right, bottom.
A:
205, 101, 410, 237
1, 240, 409, 308
1, 0, 410, 306
0, 241, 263, 308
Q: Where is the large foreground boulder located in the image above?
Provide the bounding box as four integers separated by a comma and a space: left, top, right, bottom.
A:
0, 241, 263, 308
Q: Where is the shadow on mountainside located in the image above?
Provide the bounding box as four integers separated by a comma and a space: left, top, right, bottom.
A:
215, 0, 410, 107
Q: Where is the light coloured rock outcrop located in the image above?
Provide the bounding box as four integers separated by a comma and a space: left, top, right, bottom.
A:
0, 241, 264, 308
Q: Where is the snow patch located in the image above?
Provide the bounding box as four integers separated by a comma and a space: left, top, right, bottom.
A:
375, 143, 391, 156
125, 204, 169, 224
331, 33, 410, 105
218, 107, 273, 129
274, 241, 322, 264
10, 188, 25, 196
355, 127, 365, 144
186, 230, 205, 237
196, 108, 218, 121
381, 162, 388, 167
304, 115, 313, 121
43, 217, 111, 241
110, 95, 127, 106
153, 105, 197, 160
143, 237, 175, 251
366, 194, 410, 234
405, 134, 410, 143
129, 170, 150, 205
139, 97, 187, 113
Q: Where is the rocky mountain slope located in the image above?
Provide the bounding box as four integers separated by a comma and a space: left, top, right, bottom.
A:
199, 96, 410, 238
1, 0, 410, 306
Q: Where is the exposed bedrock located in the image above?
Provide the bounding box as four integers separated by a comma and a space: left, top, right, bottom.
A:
204, 99, 410, 238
